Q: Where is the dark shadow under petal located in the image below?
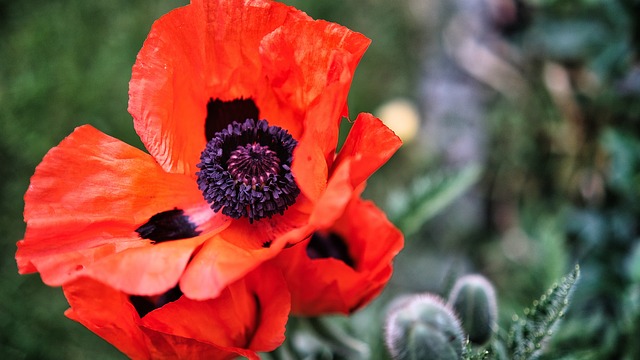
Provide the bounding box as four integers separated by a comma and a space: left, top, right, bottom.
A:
306, 231, 355, 268
242, 293, 262, 348
130, 285, 183, 318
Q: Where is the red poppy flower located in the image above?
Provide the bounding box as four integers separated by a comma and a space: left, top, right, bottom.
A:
272, 193, 403, 316
16, 0, 401, 302
63, 264, 289, 360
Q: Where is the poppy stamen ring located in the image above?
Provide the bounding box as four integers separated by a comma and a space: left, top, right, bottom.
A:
196, 119, 300, 222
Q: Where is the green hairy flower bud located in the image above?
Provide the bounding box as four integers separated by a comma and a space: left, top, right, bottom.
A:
448, 274, 498, 345
385, 294, 464, 360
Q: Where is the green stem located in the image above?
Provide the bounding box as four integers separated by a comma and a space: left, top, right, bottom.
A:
305, 317, 370, 360
269, 342, 297, 360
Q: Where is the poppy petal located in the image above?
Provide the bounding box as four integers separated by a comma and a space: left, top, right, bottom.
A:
63, 276, 270, 360
334, 112, 403, 188
303, 113, 401, 228
17, 218, 145, 279
130, 0, 369, 175
301, 51, 359, 165
276, 253, 349, 314
193, 0, 309, 93
141, 329, 242, 360
63, 277, 151, 360
16, 125, 221, 291
307, 156, 354, 229
144, 264, 289, 356
179, 236, 275, 300
290, 49, 367, 204
259, 18, 370, 147
242, 265, 291, 351
129, 0, 310, 174
84, 235, 208, 296
289, 73, 354, 205
24, 239, 135, 287
128, 3, 206, 175
21, 125, 205, 226
194, 0, 310, 139
260, 19, 369, 114
346, 200, 404, 274
179, 206, 312, 300
291, 140, 328, 203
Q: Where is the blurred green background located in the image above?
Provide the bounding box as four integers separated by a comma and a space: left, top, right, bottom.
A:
1, 0, 640, 359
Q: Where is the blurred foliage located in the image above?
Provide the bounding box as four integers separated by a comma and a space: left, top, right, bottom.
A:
2, 0, 640, 359
388, 165, 482, 237
476, 1, 640, 359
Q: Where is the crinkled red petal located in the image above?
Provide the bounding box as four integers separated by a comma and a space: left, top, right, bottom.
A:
63, 265, 290, 359
63, 277, 151, 360
16, 125, 224, 294
334, 112, 403, 188
129, 0, 369, 176
141, 328, 241, 360
304, 113, 401, 227
84, 236, 209, 296
129, 0, 305, 174
260, 18, 370, 158
143, 264, 290, 356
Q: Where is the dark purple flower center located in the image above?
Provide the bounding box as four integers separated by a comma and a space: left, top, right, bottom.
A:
196, 118, 300, 222
227, 143, 281, 186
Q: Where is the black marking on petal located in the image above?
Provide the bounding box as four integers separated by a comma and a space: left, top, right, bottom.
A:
130, 285, 183, 318
135, 208, 200, 243
306, 231, 355, 268
205, 98, 260, 142
262, 240, 272, 248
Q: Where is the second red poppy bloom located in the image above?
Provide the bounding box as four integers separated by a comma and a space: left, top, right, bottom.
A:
273, 193, 404, 316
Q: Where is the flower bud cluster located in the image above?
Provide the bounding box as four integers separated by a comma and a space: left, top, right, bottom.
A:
385, 274, 498, 359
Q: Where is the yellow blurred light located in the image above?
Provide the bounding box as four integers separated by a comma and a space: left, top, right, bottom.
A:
375, 98, 421, 143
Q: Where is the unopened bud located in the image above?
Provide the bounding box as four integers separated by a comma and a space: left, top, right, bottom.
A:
385, 294, 464, 360
448, 274, 498, 344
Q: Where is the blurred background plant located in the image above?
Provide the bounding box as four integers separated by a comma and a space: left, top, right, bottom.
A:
1, 0, 639, 359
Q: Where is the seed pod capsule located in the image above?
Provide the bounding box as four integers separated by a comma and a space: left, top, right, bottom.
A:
385, 294, 464, 360
448, 274, 498, 345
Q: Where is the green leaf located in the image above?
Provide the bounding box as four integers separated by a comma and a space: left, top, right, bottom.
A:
506, 265, 581, 360
462, 340, 490, 360
388, 164, 482, 237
